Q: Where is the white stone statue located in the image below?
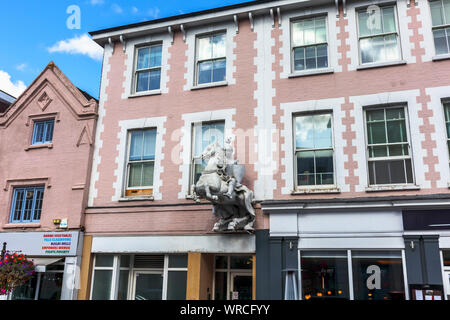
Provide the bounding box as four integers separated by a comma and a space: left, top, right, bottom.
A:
191, 137, 255, 232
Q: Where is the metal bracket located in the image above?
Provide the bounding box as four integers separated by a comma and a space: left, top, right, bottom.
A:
335, 0, 340, 18
119, 35, 126, 52
343, 0, 347, 16
168, 26, 174, 44
270, 8, 275, 28
277, 7, 282, 27
180, 24, 186, 42
234, 15, 239, 34
248, 12, 254, 31
108, 37, 114, 53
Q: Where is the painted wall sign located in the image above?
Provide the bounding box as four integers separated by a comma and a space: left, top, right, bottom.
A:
0, 232, 80, 256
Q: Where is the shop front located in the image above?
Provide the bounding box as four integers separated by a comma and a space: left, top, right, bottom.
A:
0, 231, 83, 300
83, 234, 255, 300
257, 203, 410, 300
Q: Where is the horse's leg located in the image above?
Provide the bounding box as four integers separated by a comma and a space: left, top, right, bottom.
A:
205, 184, 218, 201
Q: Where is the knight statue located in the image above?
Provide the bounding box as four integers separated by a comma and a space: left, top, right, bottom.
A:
191, 137, 255, 232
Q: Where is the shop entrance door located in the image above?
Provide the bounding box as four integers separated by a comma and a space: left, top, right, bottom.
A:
131, 271, 163, 300
230, 273, 252, 300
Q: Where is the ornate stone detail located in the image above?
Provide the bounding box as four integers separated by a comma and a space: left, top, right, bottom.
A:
37, 92, 52, 111
191, 137, 255, 232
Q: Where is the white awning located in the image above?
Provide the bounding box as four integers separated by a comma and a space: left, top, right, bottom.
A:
31, 258, 62, 266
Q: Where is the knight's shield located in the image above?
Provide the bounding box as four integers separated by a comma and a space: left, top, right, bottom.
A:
226, 164, 245, 183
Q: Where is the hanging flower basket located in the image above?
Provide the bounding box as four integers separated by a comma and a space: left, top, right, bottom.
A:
0, 252, 35, 295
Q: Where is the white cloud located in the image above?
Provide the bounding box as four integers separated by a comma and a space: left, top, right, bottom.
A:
90, 0, 104, 4
111, 3, 123, 14
16, 63, 27, 71
48, 34, 103, 61
132, 6, 139, 14
148, 7, 160, 19
0, 70, 26, 98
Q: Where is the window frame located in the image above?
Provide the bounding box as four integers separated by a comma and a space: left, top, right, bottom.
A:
443, 101, 450, 166
363, 104, 415, 187
293, 111, 336, 189
133, 42, 163, 94
189, 120, 226, 192
356, 4, 402, 66
31, 119, 54, 145
290, 14, 330, 73
123, 128, 157, 197
429, 0, 450, 55
9, 186, 45, 223
194, 31, 227, 86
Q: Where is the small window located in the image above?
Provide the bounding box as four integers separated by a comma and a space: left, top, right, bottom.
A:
365, 106, 414, 185
357, 6, 400, 64
291, 16, 328, 72
10, 186, 44, 223
125, 129, 156, 197
444, 102, 450, 165
430, 0, 450, 55
32, 120, 54, 145
190, 121, 225, 187
196, 33, 226, 85
294, 113, 334, 187
135, 44, 162, 93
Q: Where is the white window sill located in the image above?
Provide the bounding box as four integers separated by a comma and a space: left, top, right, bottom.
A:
288, 67, 334, 78
190, 81, 228, 91
25, 143, 53, 151
365, 185, 420, 192
291, 186, 341, 195
128, 90, 162, 98
433, 54, 450, 61
3, 223, 41, 229
357, 60, 407, 71
119, 196, 154, 202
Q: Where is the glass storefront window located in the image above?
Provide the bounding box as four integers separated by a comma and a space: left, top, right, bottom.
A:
215, 256, 228, 269
352, 251, 405, 300
169, 254, 188, 268
167, 271, 187, 300
117, 270, 129, 300
230, 256, 252, 269
214, 255, 253, 300
120, 255, 130, 268
11, 275, 37, 300
91, 270, 113, 300
301, 251, 350, 299
38, 273, 64, 300
214, 272, 227, 300
95, 255, 114, 267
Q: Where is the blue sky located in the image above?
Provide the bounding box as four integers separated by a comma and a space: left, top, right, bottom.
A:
0, 0, 251, 100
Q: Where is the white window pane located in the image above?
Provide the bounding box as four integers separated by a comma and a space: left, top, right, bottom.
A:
317, 44, 328, 68
431, 0, 444, 26
360, 38, 374, 64
92, 270, 112, 300
382, 7, 396, 33
212, 59, 226, 82
313, 114, 332, 148
212, 34, 226, 58
149, 45, 162, 68
128, 163, 143, 187
305, 46, 317, 69
296, 115, 315, 149
198, 37, 213, 60
304, 27, 315, 45
142, 162, 154, 187
294, 47, 305, 71
358, 11, 371, 37
315, 24, 327, 43
384, 34, 399, 61
292, 21, 304, 47
137, 48, 150, 70
434, 28, 449, 54
297, 151, 315, 186
130, 131, 144, 160
445, 0, 450, 24
143, 129, 156, 160
136, 71, 150, 92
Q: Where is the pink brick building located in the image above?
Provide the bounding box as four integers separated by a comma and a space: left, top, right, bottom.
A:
82, 0, 450, 300
0, 62, 98, 300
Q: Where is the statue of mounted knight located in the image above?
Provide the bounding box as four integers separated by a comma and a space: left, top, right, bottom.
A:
190, 137, 256, 232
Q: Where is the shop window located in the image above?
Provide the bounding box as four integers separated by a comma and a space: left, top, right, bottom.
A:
134, 43, 162, 93
430, 0, 450, 55
195, 32, 226, 85
357, 5, 401, 65
352, 251, 405, 300
365, 106, 414, 185
10, 186, 44, 223
291, 15, 328, 72
301, 251, 350, 300
214, 255, 253, 300
294, 112, 334, 187
32, 119, 54, 145
90, 254, 187, 300
125, 128, 157, 198
190, 121, 225, 187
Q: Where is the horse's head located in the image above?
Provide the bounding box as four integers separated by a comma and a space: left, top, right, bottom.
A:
201, 141, 223, 161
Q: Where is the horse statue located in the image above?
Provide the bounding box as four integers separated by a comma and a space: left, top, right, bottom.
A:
191, 138, 255, 232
